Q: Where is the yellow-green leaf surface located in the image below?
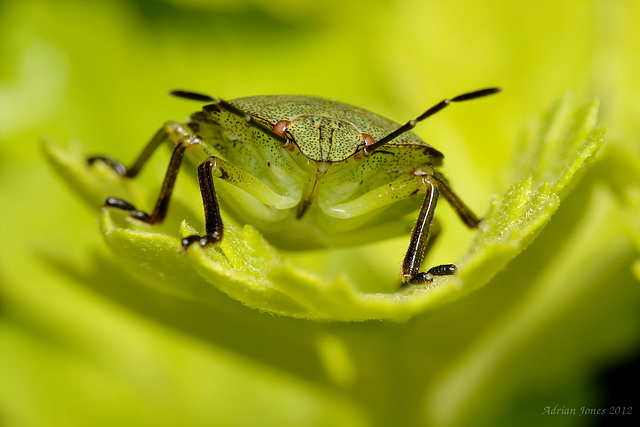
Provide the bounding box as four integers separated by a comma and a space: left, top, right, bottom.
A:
42, 97, 605, 321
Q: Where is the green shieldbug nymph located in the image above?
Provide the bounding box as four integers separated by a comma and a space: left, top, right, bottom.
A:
88, 88, 501, 286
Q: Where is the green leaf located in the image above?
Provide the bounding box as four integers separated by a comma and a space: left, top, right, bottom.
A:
41, 95, 606, 321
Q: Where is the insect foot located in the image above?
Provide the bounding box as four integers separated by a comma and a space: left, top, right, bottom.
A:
428, 264, 457, 276
87, 156, 128, 176
103, 196, 157, 224
404, 264, 457, 286
181, 231, 223, 249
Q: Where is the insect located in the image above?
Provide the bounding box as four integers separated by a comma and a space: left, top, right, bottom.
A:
88, 87, 500, 286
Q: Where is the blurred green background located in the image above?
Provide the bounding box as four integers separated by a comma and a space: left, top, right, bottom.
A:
1, 1, 639, 426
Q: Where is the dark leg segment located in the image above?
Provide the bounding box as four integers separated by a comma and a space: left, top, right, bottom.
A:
181, 158, 224, 248
431, 173, 480, 229
402, 178, 458, 286
88, 126, 170, 178
103, 141, 189, 224
420, 219, 442, 267
402, 179, 437, 284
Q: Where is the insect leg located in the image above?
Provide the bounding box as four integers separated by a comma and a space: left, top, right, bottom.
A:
431, 173, 480, 228
326, 173, 429, 218
401, 178, 457, 285
104, 139, 191, 224
181, 155, 299, 248
87, 122, 179, 178
181, 159, 224, 248
189, 156, 298, 209
402, 177, 437, 284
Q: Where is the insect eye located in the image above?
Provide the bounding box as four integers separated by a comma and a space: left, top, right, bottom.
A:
361, 133, 376, 147
273, 120, 292, 138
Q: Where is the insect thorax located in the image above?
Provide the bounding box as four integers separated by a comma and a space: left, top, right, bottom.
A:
184, 107, 444, 249
284, 115, 365, 162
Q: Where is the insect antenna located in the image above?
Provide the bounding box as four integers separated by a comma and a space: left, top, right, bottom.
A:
364, 87, 501, 155
170, 90, 215, 102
